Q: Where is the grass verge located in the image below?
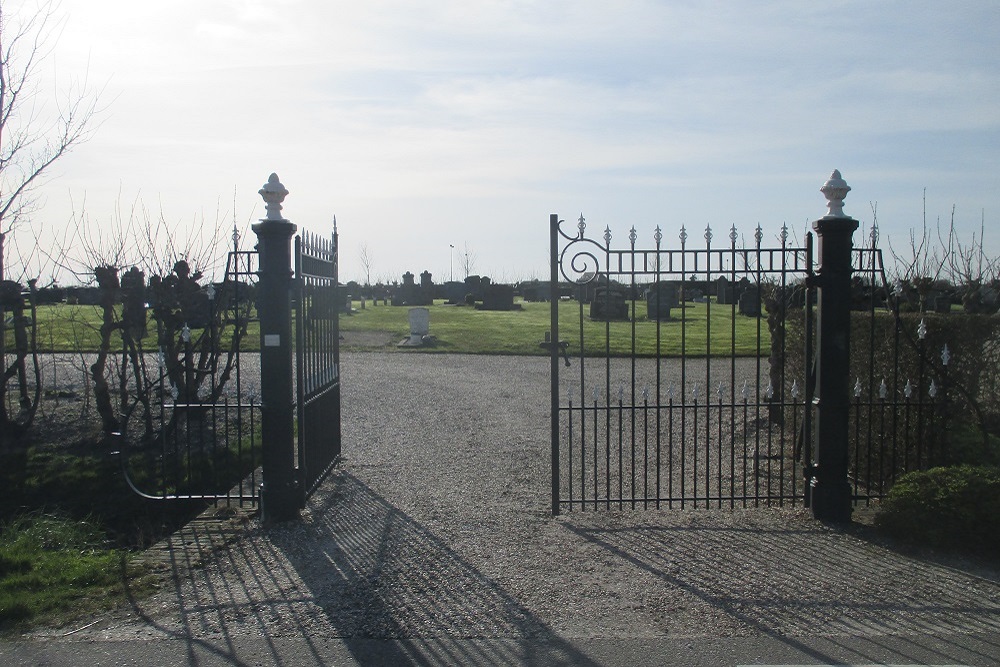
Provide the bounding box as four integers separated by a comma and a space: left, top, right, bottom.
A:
0, 512, 158, 633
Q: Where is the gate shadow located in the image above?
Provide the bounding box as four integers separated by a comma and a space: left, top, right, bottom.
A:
130, 469, 600, 666
563, 519, 1000, 665
273, 470, 598, 665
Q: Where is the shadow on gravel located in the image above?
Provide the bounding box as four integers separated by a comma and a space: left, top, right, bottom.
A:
565, 520, 1000, 666
271, 470, 599, 666
121, 469, 599, 666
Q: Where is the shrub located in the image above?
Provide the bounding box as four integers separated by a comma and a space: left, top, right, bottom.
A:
874, 465, 1000, 555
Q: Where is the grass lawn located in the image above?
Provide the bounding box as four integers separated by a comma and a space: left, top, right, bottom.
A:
27, 298, 771, 357
341, 298, 771, 356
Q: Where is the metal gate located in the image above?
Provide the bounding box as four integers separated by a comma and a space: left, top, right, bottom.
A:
294, 226, 342, 499
548, 211, 957, 515
118, 229, 264, 505
549, 214, 814, 513
119, 218, 342, 511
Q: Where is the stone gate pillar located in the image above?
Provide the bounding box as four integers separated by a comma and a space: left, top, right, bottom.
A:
254, 173, 299, 522
810, 170, 858, 522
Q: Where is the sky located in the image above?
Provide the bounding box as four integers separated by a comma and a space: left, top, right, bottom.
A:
8, 0, 1000, 285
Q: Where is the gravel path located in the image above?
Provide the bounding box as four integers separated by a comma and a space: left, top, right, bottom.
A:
27, 353, 1000, 652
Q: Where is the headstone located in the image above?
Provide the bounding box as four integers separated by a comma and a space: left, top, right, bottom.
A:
464, 275, 483, 301
683, 286, 703, 302
408, 307, 429, 345
590, 287, 629, 321
120, 267, 148, 339
443, 281, 466, 304
645, 282, 677, 320
481, 284, 515, 311
738, 287, 761, 317
715, 276, 733, 303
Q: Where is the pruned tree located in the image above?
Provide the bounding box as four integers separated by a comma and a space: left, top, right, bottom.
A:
0, 0, 101, 439
60, 197, 242, 441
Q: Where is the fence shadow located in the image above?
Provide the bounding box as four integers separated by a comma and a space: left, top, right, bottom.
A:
126, 470, 598, 667
564, 517, 1000, 665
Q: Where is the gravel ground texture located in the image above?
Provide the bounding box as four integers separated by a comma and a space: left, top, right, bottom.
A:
25, 352, 1000, 648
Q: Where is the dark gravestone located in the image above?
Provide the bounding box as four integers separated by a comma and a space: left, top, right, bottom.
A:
739, 287, 762, 317
683, 286, 703, 302
645, 283, 677, 320
443, 281, 466, 304
590, 287, 629, 321
480, 284, 515, 311
464, 275, 483, 302
120, 267, 148, 339
715, 277, 730, 302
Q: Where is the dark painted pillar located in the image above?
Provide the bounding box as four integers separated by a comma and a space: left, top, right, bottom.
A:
810, 170, 857, 522
254, 173, 299, 522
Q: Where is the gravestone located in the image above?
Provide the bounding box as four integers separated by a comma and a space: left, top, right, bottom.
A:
738, 287, 761, 316
590, 287, 629, 321
645, 282, 677, 320
408, 307, 429, 345
480, 284, 515, 311
120, 267, 148, 339
716, 277, 731, 304
683, 286, 703, 302
443, 281, 466, 304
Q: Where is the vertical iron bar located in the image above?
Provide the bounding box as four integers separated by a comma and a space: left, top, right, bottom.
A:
550, 214, 562, 514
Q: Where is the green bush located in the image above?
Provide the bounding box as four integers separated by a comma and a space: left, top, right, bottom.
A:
874, 465, 1000, 555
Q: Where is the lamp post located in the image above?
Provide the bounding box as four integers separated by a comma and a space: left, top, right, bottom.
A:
450, 244, 454, 282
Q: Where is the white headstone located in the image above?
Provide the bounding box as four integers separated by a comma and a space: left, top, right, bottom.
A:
409, 307, 429, 344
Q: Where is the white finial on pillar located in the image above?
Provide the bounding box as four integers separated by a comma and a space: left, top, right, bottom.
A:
820, 169, 851, 218
259, 173, 289, 221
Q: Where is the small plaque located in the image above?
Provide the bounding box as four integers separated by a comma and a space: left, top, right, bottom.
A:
264, 334, 281, 347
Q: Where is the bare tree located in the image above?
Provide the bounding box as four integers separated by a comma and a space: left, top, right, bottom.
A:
886, 193, 949, 312
358, 242, 374, 288
0, 0, 101, 439
461, 241, 477, 278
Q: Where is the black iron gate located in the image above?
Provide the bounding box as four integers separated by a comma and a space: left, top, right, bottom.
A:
549, 209, 955, 515
120, 176, 342, 513
294, 227, 342, 499
549, 214, 814, 513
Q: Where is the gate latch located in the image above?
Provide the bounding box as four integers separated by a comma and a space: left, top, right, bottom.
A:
540, 331, 571, 367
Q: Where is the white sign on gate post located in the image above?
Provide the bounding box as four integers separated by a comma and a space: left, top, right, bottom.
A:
409, 307, 429, 345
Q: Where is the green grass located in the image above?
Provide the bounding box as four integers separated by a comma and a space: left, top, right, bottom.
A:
26, 298, 773, 356
0, 513, 157, 631
342, 298, 771, 356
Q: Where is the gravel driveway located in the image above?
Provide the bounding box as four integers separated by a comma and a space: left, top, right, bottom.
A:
26, 353, 1000, 660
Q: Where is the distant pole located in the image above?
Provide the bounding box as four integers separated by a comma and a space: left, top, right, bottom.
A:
450, 244, 454, 282
253, 173, 300, 523
810, 169, 857, 523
